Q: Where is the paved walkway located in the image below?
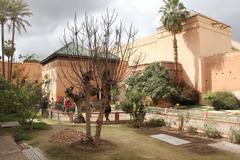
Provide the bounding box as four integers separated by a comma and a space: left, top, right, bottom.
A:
0, 136, 27, 160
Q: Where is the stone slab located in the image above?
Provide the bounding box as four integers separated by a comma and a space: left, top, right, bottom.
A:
150, 134, 191, 146
209, 141, 240, 154
1, 121, 20, 128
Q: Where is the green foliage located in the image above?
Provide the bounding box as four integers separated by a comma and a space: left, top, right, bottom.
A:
0, 77, 18, 113
15, 134, 33, 142
16, 82, 42, 126
203, 91, 240, 110
144, 119, 166, 128
229, 127, 240, 144
121, 100, 146, 128
204, 122, 222, 139
32, 122, 50, 130
121, 102, 134, 114
127, 63, 176, 105
159, 0, 189, 34
170, 82, 200, 105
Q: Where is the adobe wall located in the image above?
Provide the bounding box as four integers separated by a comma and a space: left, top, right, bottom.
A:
42, 60, 58, 100
132, 14, 233, 93
204, 51, 240, 97
0, 61, 42, 83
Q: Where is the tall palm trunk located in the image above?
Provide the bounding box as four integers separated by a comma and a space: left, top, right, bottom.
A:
1, 21, 5, 79
85, 81, 92, 141
173, 33, 178, 83
10, 20, 16, 82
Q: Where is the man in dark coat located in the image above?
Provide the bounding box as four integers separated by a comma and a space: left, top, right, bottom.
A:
104, 103, 111, 122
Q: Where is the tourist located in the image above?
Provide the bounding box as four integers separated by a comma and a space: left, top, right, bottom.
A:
50, 98, 56, 109
64, 96, 72, 114
41, 95, 49, 117
104, 102, 111, 122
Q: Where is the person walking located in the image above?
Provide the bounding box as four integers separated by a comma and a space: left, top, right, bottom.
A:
104, 103, 111, 122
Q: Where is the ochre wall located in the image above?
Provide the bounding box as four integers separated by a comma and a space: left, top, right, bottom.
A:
204, 51, 240, 97
0, 61, 42, 83
42, 60, 58, 100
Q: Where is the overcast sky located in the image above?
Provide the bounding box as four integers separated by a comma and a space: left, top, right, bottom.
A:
5, 0, 240, 60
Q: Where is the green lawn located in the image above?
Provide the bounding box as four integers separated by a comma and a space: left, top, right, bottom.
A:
21, 120, 240, 160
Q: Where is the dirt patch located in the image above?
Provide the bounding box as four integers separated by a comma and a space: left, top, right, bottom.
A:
48, 128, 85, 144
71, 139, 114, 151
184, 144, 217, 155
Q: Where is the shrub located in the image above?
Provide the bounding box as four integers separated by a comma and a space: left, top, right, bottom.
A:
15, 134, 33, 142
32, 122, 50, 130
170, 82, 200, 105
204, 123, 222, 139
186, 125, 198, 135
203, 91, 240, 110
144, 119, 166, 128
229, 127, 240, 144
121, 102, 134, 114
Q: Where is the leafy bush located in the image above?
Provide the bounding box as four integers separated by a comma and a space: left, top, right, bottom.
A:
170, 82, 200, 105
126, 63, 176, 106
144, 119, 166, 128
229, 127, 240, 144
204, 123, 222, 139
0, 77, 18, 113
32, 122, 50, 130
121, 102, 134, 114
186, 125, 198, 135
203, 91, 240, 110
121, 101, 146, 128
15, 134, 33, 142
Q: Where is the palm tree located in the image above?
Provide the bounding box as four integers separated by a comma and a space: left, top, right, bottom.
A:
159, 0, 189, 82
8, 0, 32, 81
4, 40, 15, 78
0, 0, 11, 79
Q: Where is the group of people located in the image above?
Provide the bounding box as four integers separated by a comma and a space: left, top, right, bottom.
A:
41, 86, 112, 122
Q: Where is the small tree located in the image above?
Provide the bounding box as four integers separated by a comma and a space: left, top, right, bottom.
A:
59, 10, 142, 146
127, 63, 176, 106
15, 81, 42, 130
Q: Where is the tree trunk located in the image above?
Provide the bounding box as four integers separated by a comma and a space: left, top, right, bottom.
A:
95, 88, 108, 146
1, 21, 5, 79
85, 82, 92, 141
10, 20, 16, 82
173, 33, 178, 83
7, 56, 10, 80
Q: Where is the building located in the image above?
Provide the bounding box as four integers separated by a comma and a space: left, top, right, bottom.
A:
40, 42, 120, 102
1, 11, 240, 101
132, 11, 240, 97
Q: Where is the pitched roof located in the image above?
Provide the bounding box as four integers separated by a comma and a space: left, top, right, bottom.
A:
40, 42, 119, 65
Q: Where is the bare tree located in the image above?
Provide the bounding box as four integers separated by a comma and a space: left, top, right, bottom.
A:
60, 10, 143, 146
59, 14, 99, 142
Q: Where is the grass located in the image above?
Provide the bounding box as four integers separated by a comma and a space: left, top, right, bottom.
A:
22, 120, 240, 160
15, 134, 33, 142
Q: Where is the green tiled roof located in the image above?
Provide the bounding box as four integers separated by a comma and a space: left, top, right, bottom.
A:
40, 42, 119, 65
